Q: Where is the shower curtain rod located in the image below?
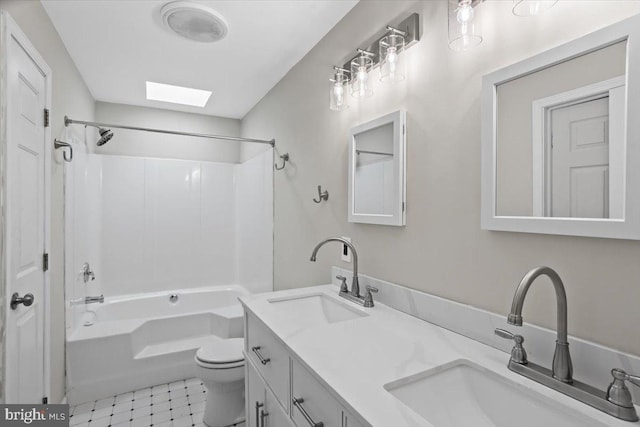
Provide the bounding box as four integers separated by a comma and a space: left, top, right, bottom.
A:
64, 116, 275, 146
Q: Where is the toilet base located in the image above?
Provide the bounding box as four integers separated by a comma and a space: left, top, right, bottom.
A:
200, 378, 245, 427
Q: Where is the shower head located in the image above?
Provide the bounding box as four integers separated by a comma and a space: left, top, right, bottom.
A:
97, 128, 114, 146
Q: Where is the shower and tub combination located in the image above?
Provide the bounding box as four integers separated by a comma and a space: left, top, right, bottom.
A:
61, 116, 274, 425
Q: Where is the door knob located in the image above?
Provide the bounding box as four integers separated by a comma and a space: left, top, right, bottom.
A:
10, 293, 34, 310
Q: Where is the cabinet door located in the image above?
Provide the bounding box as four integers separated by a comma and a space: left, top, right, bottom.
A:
247, 358, 294, 427
264, 382, 293, 427
342, 410, 366, 427
247, 359, 266, 427
291, 360, 341, 427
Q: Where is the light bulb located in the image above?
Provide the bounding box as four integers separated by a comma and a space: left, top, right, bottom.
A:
333, 83, 344, 107
357, 67, 367, 94
387, 47, 398, 75
457, 1, 474, 24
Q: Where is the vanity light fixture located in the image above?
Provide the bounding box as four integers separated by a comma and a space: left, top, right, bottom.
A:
350, 50, 375, 99
512, 0, 558, 16
379, 26, 407, 83
329, 67, 350, 111
327, 13, 420, 111
448, 0, 484, 51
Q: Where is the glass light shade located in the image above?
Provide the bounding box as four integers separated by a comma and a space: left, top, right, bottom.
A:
512, 0, 558, 16
329, 72, 350, 111
350, 55, 374, 98
379, 34, 406, 83
448, 0, 482, 52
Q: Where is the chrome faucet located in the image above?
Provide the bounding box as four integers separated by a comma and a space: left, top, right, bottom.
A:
310, 237, 360, 297
496, 266, 639, 421
70, 295, 104, 306
507, 266, 572, 382
310, 237, 378, 308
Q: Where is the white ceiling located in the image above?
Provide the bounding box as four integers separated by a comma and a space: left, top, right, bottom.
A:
41, 0, 357, 119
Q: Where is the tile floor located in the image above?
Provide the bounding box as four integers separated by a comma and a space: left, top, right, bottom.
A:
69, 378, 245, 427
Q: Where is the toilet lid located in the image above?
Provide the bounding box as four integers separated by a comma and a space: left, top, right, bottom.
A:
196, 338, 244, 365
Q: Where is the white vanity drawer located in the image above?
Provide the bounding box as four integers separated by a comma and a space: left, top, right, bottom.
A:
246, 313, 290, 411
291, 360, 341, 427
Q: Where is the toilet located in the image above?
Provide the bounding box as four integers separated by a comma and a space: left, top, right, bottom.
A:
194, 338, 245, 427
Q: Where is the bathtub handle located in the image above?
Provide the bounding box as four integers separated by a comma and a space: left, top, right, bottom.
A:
251, 346, 271, 365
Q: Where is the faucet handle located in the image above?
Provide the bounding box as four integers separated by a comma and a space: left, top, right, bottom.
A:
336, 275, 348, 293
607, 368, 640, 408
494, 328, 528, 365
363, 286, 378, 308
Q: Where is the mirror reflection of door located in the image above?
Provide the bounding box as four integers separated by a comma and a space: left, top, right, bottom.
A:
550, 96, 609, 218
532, 78, 625, 219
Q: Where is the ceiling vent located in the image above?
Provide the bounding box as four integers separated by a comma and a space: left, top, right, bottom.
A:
160, 1, 229, 43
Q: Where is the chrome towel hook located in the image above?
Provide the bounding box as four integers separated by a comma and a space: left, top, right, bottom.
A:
313, 185, 329, 203
54, 139, 73, 162
275, 153, 289, 170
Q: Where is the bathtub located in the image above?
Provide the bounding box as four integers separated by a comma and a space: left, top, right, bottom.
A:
66, 285, 248, 405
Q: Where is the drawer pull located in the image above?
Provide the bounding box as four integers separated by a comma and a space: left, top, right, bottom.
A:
251, 346, 271, 365
292, 397, 324, 427
260, 408, 269, 427
255, 401, 264, 426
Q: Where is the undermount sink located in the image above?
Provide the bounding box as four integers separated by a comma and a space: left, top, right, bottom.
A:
268, 293, 368, 324
384, 360, 609, 427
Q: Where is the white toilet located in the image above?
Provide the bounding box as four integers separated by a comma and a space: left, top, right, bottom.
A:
194, 338, 245, 427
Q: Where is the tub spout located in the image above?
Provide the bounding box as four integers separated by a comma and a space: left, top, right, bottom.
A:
70, 295, 104, 306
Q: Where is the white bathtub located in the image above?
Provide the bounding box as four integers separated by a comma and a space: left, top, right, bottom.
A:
66, 285, 247, 405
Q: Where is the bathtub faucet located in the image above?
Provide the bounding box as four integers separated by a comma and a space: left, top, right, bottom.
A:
70, 295, 104, 306
82, 262, 96, 283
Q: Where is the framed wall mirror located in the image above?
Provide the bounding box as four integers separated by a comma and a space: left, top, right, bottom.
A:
348, 110, 406, 226
481, 14, 640, 239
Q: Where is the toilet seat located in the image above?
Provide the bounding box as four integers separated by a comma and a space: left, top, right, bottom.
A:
196, 338, 244, 369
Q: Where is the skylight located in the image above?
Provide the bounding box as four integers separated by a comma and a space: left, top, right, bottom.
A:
145, 81, 212, 107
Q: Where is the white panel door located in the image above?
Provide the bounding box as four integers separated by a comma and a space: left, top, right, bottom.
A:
4, 30, 47, 403
550, 97, 610, 218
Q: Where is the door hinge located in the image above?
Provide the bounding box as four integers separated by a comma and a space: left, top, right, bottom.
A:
44, 109, 50, 127
42, 396, 48, 404
43, 253, 49, 272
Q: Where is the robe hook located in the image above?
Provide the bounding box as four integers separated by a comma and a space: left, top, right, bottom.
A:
275, 153, 289, 170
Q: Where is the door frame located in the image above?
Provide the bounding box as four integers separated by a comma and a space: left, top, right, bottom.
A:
0, 10, 53, 403
531, 75, 626, 217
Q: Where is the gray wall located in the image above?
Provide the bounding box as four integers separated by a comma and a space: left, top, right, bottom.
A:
241, 1, 640, 356
95, 102, 241, 163
0, 0, 95, 403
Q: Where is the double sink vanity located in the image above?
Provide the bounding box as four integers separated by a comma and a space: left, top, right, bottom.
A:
238, 10, 640, 427
240, 274, 640, 427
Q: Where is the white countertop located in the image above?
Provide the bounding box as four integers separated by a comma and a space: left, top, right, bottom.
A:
240, 285, 639, 427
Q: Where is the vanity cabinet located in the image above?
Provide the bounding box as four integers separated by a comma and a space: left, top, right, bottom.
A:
244, 312, 368, 427
291, 359, 340, 427
246, 357, 293, 427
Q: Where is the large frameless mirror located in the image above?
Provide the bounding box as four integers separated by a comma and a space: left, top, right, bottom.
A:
481, 14, 640, 239
348, 110, 406, 226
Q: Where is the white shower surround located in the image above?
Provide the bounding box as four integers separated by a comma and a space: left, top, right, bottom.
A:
64, 145, 273, 403
65, 148, 273, 331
